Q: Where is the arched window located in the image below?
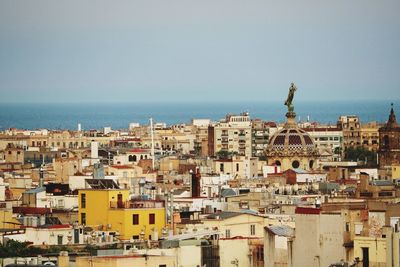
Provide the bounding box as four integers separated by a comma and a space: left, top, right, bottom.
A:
309, 160, 314, 169
275, 160, 281, 166
128, 155, 134, 162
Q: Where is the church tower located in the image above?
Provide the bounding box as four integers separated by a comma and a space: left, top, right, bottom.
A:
378, 104, 400, 168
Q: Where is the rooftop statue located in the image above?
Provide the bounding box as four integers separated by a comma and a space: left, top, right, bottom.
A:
284, 83, 297, 112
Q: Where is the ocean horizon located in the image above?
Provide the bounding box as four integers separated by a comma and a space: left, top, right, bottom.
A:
0, 100, 397, 130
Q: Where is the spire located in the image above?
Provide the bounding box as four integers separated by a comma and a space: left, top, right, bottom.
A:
387, 103, 398, 127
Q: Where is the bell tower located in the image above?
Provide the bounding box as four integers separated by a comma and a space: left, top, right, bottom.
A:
378, 104, 400, 168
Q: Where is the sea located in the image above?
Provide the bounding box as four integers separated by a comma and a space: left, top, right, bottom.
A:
0, 100, 397, 130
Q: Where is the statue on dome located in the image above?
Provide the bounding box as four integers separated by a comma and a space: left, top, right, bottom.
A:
285, 83, 297, 112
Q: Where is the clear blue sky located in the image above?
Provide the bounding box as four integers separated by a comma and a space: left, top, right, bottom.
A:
0, 0, 399, 103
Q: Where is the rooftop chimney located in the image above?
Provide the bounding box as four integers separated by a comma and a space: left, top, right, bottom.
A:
191, 168, 201, 198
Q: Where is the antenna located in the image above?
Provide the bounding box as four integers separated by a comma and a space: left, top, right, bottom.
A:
149, 118, 155, 170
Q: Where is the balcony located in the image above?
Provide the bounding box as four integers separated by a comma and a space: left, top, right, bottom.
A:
110, 200, 165, 209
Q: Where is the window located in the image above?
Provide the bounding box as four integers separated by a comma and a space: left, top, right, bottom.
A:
81, 194, 86, 208
345, 222, 350, 232
292, 160, 300, 169
225, 229, 231, 238
81, 213, 86, 225
220, 163, 224, 172
236, 163, 239, 172
149, 213, 155, 224
250, 224, 256, 235
133, 214, 139, 225
309, 160, 314, 169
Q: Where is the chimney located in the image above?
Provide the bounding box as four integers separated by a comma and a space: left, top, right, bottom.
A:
360, 172, 370, 191
191, 167, 201, 198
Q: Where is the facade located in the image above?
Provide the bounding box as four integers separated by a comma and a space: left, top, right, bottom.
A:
3, 145, 24, 163
360, 122, 380, 152
338, 115, 361, 150
78, 189, 166, 240
213, 156, 259, 179
74, 255, 176, 267
176, 212, 265, 239
292, 207, 346, 267
209, 113, 252, 157
304, 127, 343, 161
251, 120, 277, 158
378, 105, 400, 168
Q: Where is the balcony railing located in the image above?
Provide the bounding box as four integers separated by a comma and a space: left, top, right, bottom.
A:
110, 200, 165, 209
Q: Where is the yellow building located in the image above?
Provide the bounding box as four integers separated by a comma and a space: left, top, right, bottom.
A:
392, 164, 400, 181
0, 207, 20, 229
78, 189, 165, 240
354, 236, 386, 266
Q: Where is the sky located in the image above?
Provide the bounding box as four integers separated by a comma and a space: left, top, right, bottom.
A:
0, 0, 399, 103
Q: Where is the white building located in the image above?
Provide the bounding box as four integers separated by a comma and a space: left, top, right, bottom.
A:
304, 127, 343, 161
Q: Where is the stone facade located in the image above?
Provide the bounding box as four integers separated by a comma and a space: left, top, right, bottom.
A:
378, 105, 400, 168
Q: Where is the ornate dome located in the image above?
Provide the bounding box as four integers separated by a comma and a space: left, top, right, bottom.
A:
267, 128, 317, 155
265, 83, 320, 171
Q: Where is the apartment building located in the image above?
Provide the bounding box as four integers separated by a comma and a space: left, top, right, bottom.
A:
209, 113, 252, 157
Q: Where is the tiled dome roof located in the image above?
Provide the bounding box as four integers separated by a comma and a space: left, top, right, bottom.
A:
266, 128, 317, 155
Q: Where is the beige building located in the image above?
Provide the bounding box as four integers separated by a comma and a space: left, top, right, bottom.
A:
53, 157, 80, 183
0, 135, 29, 150
177, 212, 266, 239
292, 207, 346, 267
192, 120, 210, 157
338, 115, 361, 150
210, 113, 252, 157
73, 254, 176, 267
3, 145, 24, 163
213, 156, 259, 179
360, 121, 380, 152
